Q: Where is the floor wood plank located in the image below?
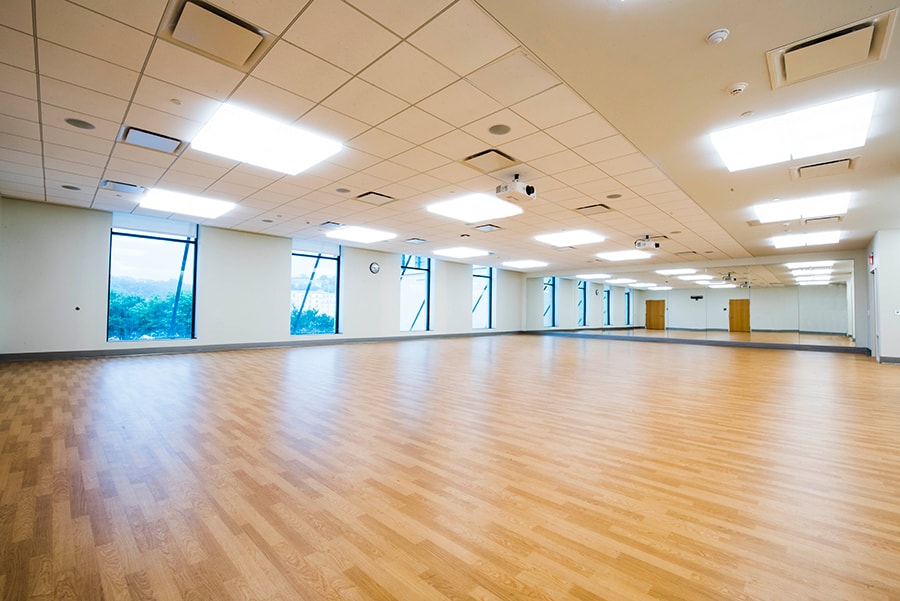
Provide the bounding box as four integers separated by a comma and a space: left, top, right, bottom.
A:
1, 336, 899, 600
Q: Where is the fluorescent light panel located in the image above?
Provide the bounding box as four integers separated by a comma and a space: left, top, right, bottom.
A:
784, 260, 836, 269
708, 283, 737, 289
607, 278, 636, 284
575, 273, 611, 280
427, 193, 522, 223
140, 188, 234, 218
791, 268, 833, 276
595, 250, 652, 261
502, 260, 547, 269
192, 104, 342, 175
655, 268, 696, 276
325, 225, 396, 243
799, 281, 831, 286
795, 275, 832, 282
710, 92, 877, 171
753, 192, 850, 223
433, 246, 490, 259
535, 230, 605, 247
679, 274, 713, 281
649, 286, 673, 291
772, 231, 840, 248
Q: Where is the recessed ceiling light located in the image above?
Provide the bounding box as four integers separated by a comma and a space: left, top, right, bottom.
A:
325, 225, 396, 244
488, 124, 511, 135
433, 247, 490, 259
140, 188, 235, 219
502, 260, 547, 269
61, 184, 81, 191
772, 231, 841, 248
655, 268, 696, 276
710, 92, 877, 171
649, 286, 673, 291
607, 278, 637, 284
534, 230, 605, 247
192, 104, 343, 175
595, 250, 652, 262
65, 117, 95, 130
679, 274, 714, 281
575, 273, 611, 280
427, 193, 523, 223
261, 218, 274, 223
784, 260, 836, 269
753, 192, 850, 223
606, 193, 622, 199
335, 188, 351, 194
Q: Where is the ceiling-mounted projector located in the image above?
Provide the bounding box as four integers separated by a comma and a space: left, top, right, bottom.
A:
634, 235, 659, 249
496, 175, 536, 203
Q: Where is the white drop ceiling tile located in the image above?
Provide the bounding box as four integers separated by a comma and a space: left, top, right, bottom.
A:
217, 167, 280, 190
510, 84, 593, 130
40, 77, 128, 123
45, 193, 92, 207
301, 160, 355, 182
219, 77, 311, 123
253, 41, 351, 102
644, 189, 690, 205
343, 0, 450, 37
544, 112, 618, 149
421, 129, 485, 161
131, 77, 220, 126
0, 133, 41, 155
42, 124, 114, 155
298, 105, 369, 143
416, 79, 502, 128
0, 184, 44, 200
615, 167, 668, 188
427, 161, 483, 184
338, 171, 391, 193
43, 142, 107, 168
393, 147, 451, 172
169, 156, 231, 180
529, 150, 588, 176
124, 104, 204, 145
326, 147, 382, 172
44, 168, 101, 187
144, 40, 245, 101
574, 135, 637, 164
347, 128, 414, 158
498, 131, 565, 162
1, 0, 32, 33
363, 160, 418, 182
380, 106, 453, 145
399, 172, 446, 193
323, 78, 407, 126
555, 165, 611, 187
462, 109, 537, 145
40, 103, 120, 141
156, 169, 216, 192
572, 178, 623, 196
205, 180, 257, 201
0, 166, 42, 185
359, 42, 457, 104
72, 0, 166, 34
106, 156, 167, 181
36, 0, 152, 71
0, 91, 37, 122
630, 179, 680, 197
38, 41, 138, 100
284, 0, 399, 74
408, 0, 517, 76
596, 153, 655, 176
91, 192, 141, 213
0, 25, 36, 70
467, 51, 559, 105
207, 0, 302, 33
276, 173, 332, 195
0, 64, 37, 99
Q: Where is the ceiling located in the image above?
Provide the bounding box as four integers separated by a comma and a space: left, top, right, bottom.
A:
1, 0, 897, 285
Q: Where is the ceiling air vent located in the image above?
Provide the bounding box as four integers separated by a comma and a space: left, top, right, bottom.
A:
159, 0, 274, 71
101, 180, 146, 194
462, 149, 519, 173
119, 126, 184, 154
805, 215, 842, 225
766, 8, 897, 89
355, 191, 395, 206
574, 202, 613, 216
791, 157, 857, 180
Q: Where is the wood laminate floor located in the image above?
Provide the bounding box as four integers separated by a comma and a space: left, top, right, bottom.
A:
2, 336, 900, 600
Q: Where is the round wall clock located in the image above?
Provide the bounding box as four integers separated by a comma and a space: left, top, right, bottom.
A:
369, 261, 381, 274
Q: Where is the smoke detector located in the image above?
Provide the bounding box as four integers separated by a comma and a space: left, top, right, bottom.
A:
706, 28, 730, 44
725, 82, 749, 96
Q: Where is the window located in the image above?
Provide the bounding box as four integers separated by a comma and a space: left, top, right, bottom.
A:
603, 289, 611, 326
625, 288, 633, 325
107, 228, 196, 341
543, 277, 556, 327
291, 252, 339, 335
577, 280, 587, 327
472, 266, 493, 329
400, 254, 430, 331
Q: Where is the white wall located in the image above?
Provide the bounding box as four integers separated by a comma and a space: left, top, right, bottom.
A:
798, 284, 848, 334
609, 286, 627, 326
870, 230, 900, 360
431, 259, 472, 334
524, 277, 545, 330
196, 227, 291, 344
556, 278, 577, 328
750, 287, 800, 331
495, 268, 525, 331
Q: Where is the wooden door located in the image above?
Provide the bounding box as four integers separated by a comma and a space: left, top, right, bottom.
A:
729, 299, 750, 332
645, 299, 666, 330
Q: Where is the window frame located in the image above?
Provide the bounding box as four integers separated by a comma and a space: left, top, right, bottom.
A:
290, 251, 340, 335
603, 288, 611, 326
472, 266, 493, 329
400, 254, 431, 332
625, 288, 633, 325
577, 280, 587, 327
543, 276, 556, 328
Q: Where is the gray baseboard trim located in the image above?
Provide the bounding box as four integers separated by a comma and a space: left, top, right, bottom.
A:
0, 330, 522, 363
879, 356, 900, 364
